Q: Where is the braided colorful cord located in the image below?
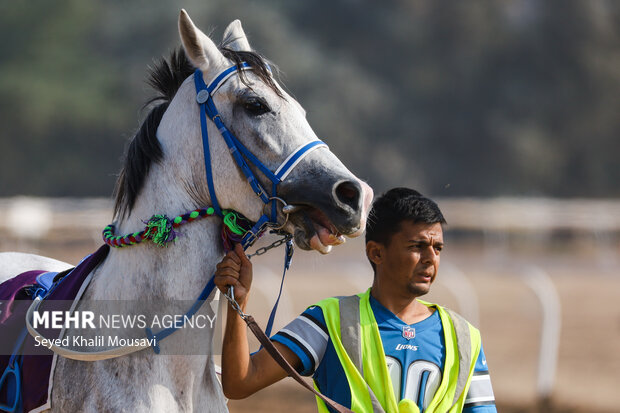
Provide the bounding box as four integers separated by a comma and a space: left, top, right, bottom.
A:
102, 207, 258, 249
103, 207, 215, 248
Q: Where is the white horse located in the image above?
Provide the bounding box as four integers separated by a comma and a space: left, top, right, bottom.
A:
0, 10, 372, 412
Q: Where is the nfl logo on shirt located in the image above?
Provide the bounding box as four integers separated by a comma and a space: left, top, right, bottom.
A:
402, 326, 415, 340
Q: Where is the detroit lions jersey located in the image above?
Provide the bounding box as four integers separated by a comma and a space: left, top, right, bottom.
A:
272, 295, 496, 412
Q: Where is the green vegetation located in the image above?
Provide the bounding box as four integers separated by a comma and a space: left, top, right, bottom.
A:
1, 0, 618, 197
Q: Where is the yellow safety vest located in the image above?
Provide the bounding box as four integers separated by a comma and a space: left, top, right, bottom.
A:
314, 289, 481, 413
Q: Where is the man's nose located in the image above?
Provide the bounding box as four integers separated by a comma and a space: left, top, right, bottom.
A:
421, 246, 439, 264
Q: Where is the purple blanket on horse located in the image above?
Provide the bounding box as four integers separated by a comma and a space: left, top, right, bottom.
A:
0, 245, 109, 412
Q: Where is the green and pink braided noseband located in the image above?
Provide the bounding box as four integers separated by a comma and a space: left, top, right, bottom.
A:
103, 207, 252, 248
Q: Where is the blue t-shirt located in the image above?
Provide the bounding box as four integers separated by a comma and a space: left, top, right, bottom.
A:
272, 296, 496, 412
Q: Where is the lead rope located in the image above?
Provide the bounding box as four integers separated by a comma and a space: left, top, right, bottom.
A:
223, 285, 353, 413
244, 232, 294, 339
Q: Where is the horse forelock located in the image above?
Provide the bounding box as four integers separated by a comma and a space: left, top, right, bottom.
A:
219, 46, 284, 99
113, 46, 283, 220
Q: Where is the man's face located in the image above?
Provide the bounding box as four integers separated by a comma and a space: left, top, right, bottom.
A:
375, 221, 444, 297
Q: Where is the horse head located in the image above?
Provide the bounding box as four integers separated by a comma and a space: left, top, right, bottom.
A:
116, 10, 373, 254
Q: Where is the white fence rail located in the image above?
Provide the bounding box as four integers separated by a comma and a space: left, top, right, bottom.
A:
435, 197, 620, 232
2, 197, 619, 239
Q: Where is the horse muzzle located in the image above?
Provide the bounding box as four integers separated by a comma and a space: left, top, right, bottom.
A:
278, 177, 373, 253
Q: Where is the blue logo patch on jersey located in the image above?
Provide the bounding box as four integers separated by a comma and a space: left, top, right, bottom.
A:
402, 326, 415, 340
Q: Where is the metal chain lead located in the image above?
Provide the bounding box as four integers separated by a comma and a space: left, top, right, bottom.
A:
246, 234, 293, 260
224, 233, 293, 319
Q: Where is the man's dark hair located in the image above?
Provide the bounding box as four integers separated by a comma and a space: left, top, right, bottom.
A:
365, 188, 446, 270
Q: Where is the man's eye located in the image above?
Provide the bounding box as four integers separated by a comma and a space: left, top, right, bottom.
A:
243, 98, 270, 116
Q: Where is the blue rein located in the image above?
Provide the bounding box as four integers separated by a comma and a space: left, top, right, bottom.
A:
146, 63, 327, 351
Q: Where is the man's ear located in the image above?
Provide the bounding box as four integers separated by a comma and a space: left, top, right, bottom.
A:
366, 241, 383, 267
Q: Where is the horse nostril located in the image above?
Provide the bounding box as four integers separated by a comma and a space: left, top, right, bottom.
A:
334, 180, 361, 212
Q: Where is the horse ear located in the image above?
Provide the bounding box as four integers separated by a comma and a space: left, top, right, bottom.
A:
222, 20, 251, 52
179, 9, 226, 69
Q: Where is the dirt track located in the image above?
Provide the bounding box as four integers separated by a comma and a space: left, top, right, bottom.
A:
7, 234, 619, 413
226, 237, 620, 413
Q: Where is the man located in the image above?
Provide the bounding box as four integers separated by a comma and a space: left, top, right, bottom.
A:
214, 188, 497, 412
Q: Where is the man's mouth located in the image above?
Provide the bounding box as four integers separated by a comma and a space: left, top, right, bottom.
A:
415, 271, 434, 282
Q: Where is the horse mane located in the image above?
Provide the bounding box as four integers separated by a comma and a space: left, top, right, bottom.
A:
113, 45, 280, 220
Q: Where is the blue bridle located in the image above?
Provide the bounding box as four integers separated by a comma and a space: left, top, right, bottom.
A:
193, 63, 328, 247
144, 63, 329, 351
0, 64, 330, 392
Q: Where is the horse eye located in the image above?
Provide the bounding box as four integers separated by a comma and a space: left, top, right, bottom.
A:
243, 97, 270, 116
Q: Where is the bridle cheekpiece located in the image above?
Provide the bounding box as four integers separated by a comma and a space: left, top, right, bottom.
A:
193, 63, 328, 247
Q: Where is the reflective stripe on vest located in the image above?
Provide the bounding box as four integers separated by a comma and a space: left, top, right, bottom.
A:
315, 289, 481, 413
340, 294, 386, 412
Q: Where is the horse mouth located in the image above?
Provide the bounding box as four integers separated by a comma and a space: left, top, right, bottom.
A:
287, 206, 351, 254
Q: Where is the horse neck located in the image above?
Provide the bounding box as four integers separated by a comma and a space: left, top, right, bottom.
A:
92, 223, 222, 300
90, 172, 225, 301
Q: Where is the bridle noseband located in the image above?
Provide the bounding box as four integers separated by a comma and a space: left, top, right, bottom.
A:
23, 62, 325, 362
193, 64, 327, 247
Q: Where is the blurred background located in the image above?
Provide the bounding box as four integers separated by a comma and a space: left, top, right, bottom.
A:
1, 0, 619, 412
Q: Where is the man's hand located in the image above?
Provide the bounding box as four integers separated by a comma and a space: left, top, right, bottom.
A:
215, 243, 252, 305
216, 243, 304, 399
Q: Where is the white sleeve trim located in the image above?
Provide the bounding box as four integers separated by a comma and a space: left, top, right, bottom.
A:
299, 314, 329, 341
279, 328, 320, 368
465, 373, 495, 404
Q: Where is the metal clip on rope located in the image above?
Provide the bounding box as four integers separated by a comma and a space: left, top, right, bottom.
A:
224, 286, 248, 320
